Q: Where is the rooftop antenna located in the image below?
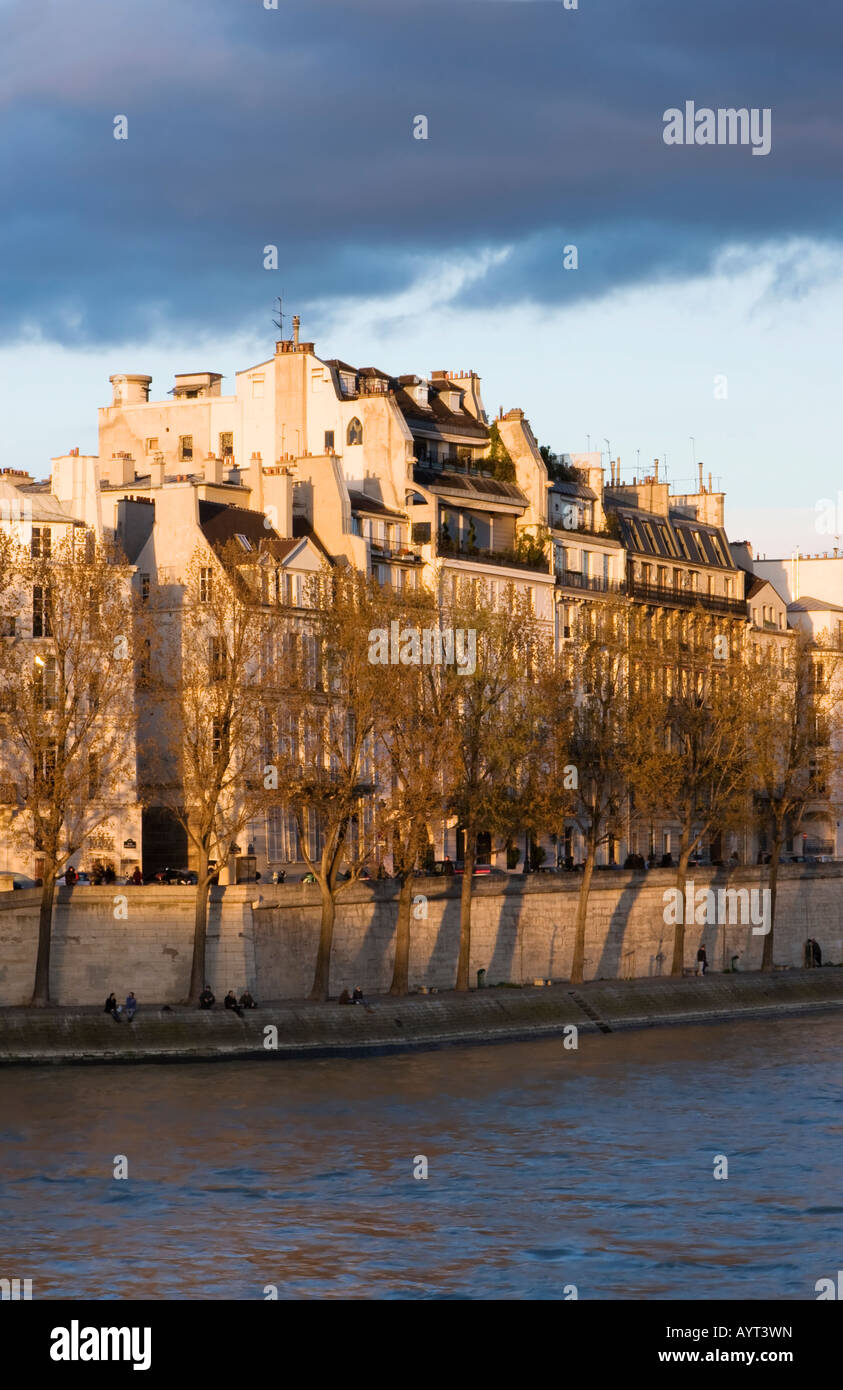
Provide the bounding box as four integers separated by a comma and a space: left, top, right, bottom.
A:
586, 434, 591, 452
272, 293, 285, 338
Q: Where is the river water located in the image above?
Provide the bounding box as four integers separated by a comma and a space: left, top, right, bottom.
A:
2, 1012, 841, 1300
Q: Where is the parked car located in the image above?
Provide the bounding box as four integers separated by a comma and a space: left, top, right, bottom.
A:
152, 867, 197, 885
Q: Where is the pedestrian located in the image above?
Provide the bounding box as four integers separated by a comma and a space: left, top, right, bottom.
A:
104, 992, 120, 1022
104, 865, 116, 884
812, 938, 823, 968
65, 864, 78, 886
125, 991, 137, 1022
129, 866, 143, 885
239, 990, 257, 1009
696, 946, 707, 976
199, 985, 215, 1009
224, 989, 244, 1018
443, 856, 454, 876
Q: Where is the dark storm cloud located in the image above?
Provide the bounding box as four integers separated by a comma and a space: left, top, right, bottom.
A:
2, 0, 841, 344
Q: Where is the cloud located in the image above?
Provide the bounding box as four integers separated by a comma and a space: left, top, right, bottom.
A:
2, 0, 842, 345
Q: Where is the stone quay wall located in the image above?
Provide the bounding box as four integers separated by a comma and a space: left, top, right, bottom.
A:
0, 865, 840, 1006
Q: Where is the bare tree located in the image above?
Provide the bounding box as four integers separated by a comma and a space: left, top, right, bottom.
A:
563, 600, 631, 984
143, 541, 275, 1004
747, 628, 843, 969
371, 586, 460, 995
0, 532, 139, 1005
441, 577, 543, 992
626, 622, 752, 976
271, 568, 388, 1002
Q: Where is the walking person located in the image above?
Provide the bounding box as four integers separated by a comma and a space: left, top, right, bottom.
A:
696, 945, 708, 976
811, 937, 823, 968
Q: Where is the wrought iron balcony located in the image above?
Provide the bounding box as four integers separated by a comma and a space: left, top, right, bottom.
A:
438, 539, 551, 574
627, 576, 747, 618
556, 568, 626, 595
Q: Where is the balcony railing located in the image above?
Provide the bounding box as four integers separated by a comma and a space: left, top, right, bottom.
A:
556, 569, 626, 595
627, 577, 747, 617
438, 540, 551, 574
369, 541, 423, 562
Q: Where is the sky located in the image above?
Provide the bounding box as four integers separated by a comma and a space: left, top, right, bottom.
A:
3, 0, 842, 558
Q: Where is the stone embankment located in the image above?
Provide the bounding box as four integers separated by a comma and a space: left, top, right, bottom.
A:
1, 968, 840, 1066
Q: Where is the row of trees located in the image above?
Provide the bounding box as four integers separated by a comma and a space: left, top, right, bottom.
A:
1, 530, 840, 1005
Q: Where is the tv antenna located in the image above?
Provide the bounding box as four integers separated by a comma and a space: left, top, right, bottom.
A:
273, 294, 285, 338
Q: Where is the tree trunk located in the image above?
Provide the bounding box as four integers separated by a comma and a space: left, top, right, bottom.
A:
762, 830, 782, 972
671, 837, 692, 977
455, 834, 476, 991
570, 839, 595, 984
309, 889, 336, 1002
390, 871, 414, 996
186, 845, 210, 1005
30, 859, 57, 1006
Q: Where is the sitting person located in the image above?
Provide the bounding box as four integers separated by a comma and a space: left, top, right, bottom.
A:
338, 988, 351, 1005
224, 989, 244, 1017
199, 985, 215, 1010
104, 992, 121, 1022
239, 990, 257, 1009
125, 991, 137, 1022
352, 985, 374, 1014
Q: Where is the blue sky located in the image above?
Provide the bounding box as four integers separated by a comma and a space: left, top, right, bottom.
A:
3, 0, 842, 556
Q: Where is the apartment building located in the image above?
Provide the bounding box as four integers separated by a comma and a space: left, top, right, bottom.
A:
0, 464, 142, 883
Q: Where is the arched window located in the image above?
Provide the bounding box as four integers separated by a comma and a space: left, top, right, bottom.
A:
346, 417, 363, 446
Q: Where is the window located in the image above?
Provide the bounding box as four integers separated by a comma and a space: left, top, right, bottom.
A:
199, 567, 213, 603
211, 719, 228, 756
251, 376, 264, 400
31, 526, 51, 558
209, 636, 227, 682
32, 585, 52, 637
37, 742, 57, 791
346, 417, 363, 446
340, 372, 356, 397
711, 535, 728, 566
140, 573, 150, 603
35, 656, 58, 711
675, 529, 691, 560
145, 437, 159, 454
724, 578, 733, 598
219, 432, 233, 458
178, 435, 193, 462
324, 430, 335, 453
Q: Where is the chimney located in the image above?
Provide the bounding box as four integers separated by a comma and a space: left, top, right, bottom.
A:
292, 315, 300, 348
262, 462, 293, 538
698, 461, 704, 491
149, 453, 165, 488
110, 452, 135, 486
204, 452, 224, 485
654, 458, 659, 481
708, 472, 713, 492
109, 373, 151, 407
